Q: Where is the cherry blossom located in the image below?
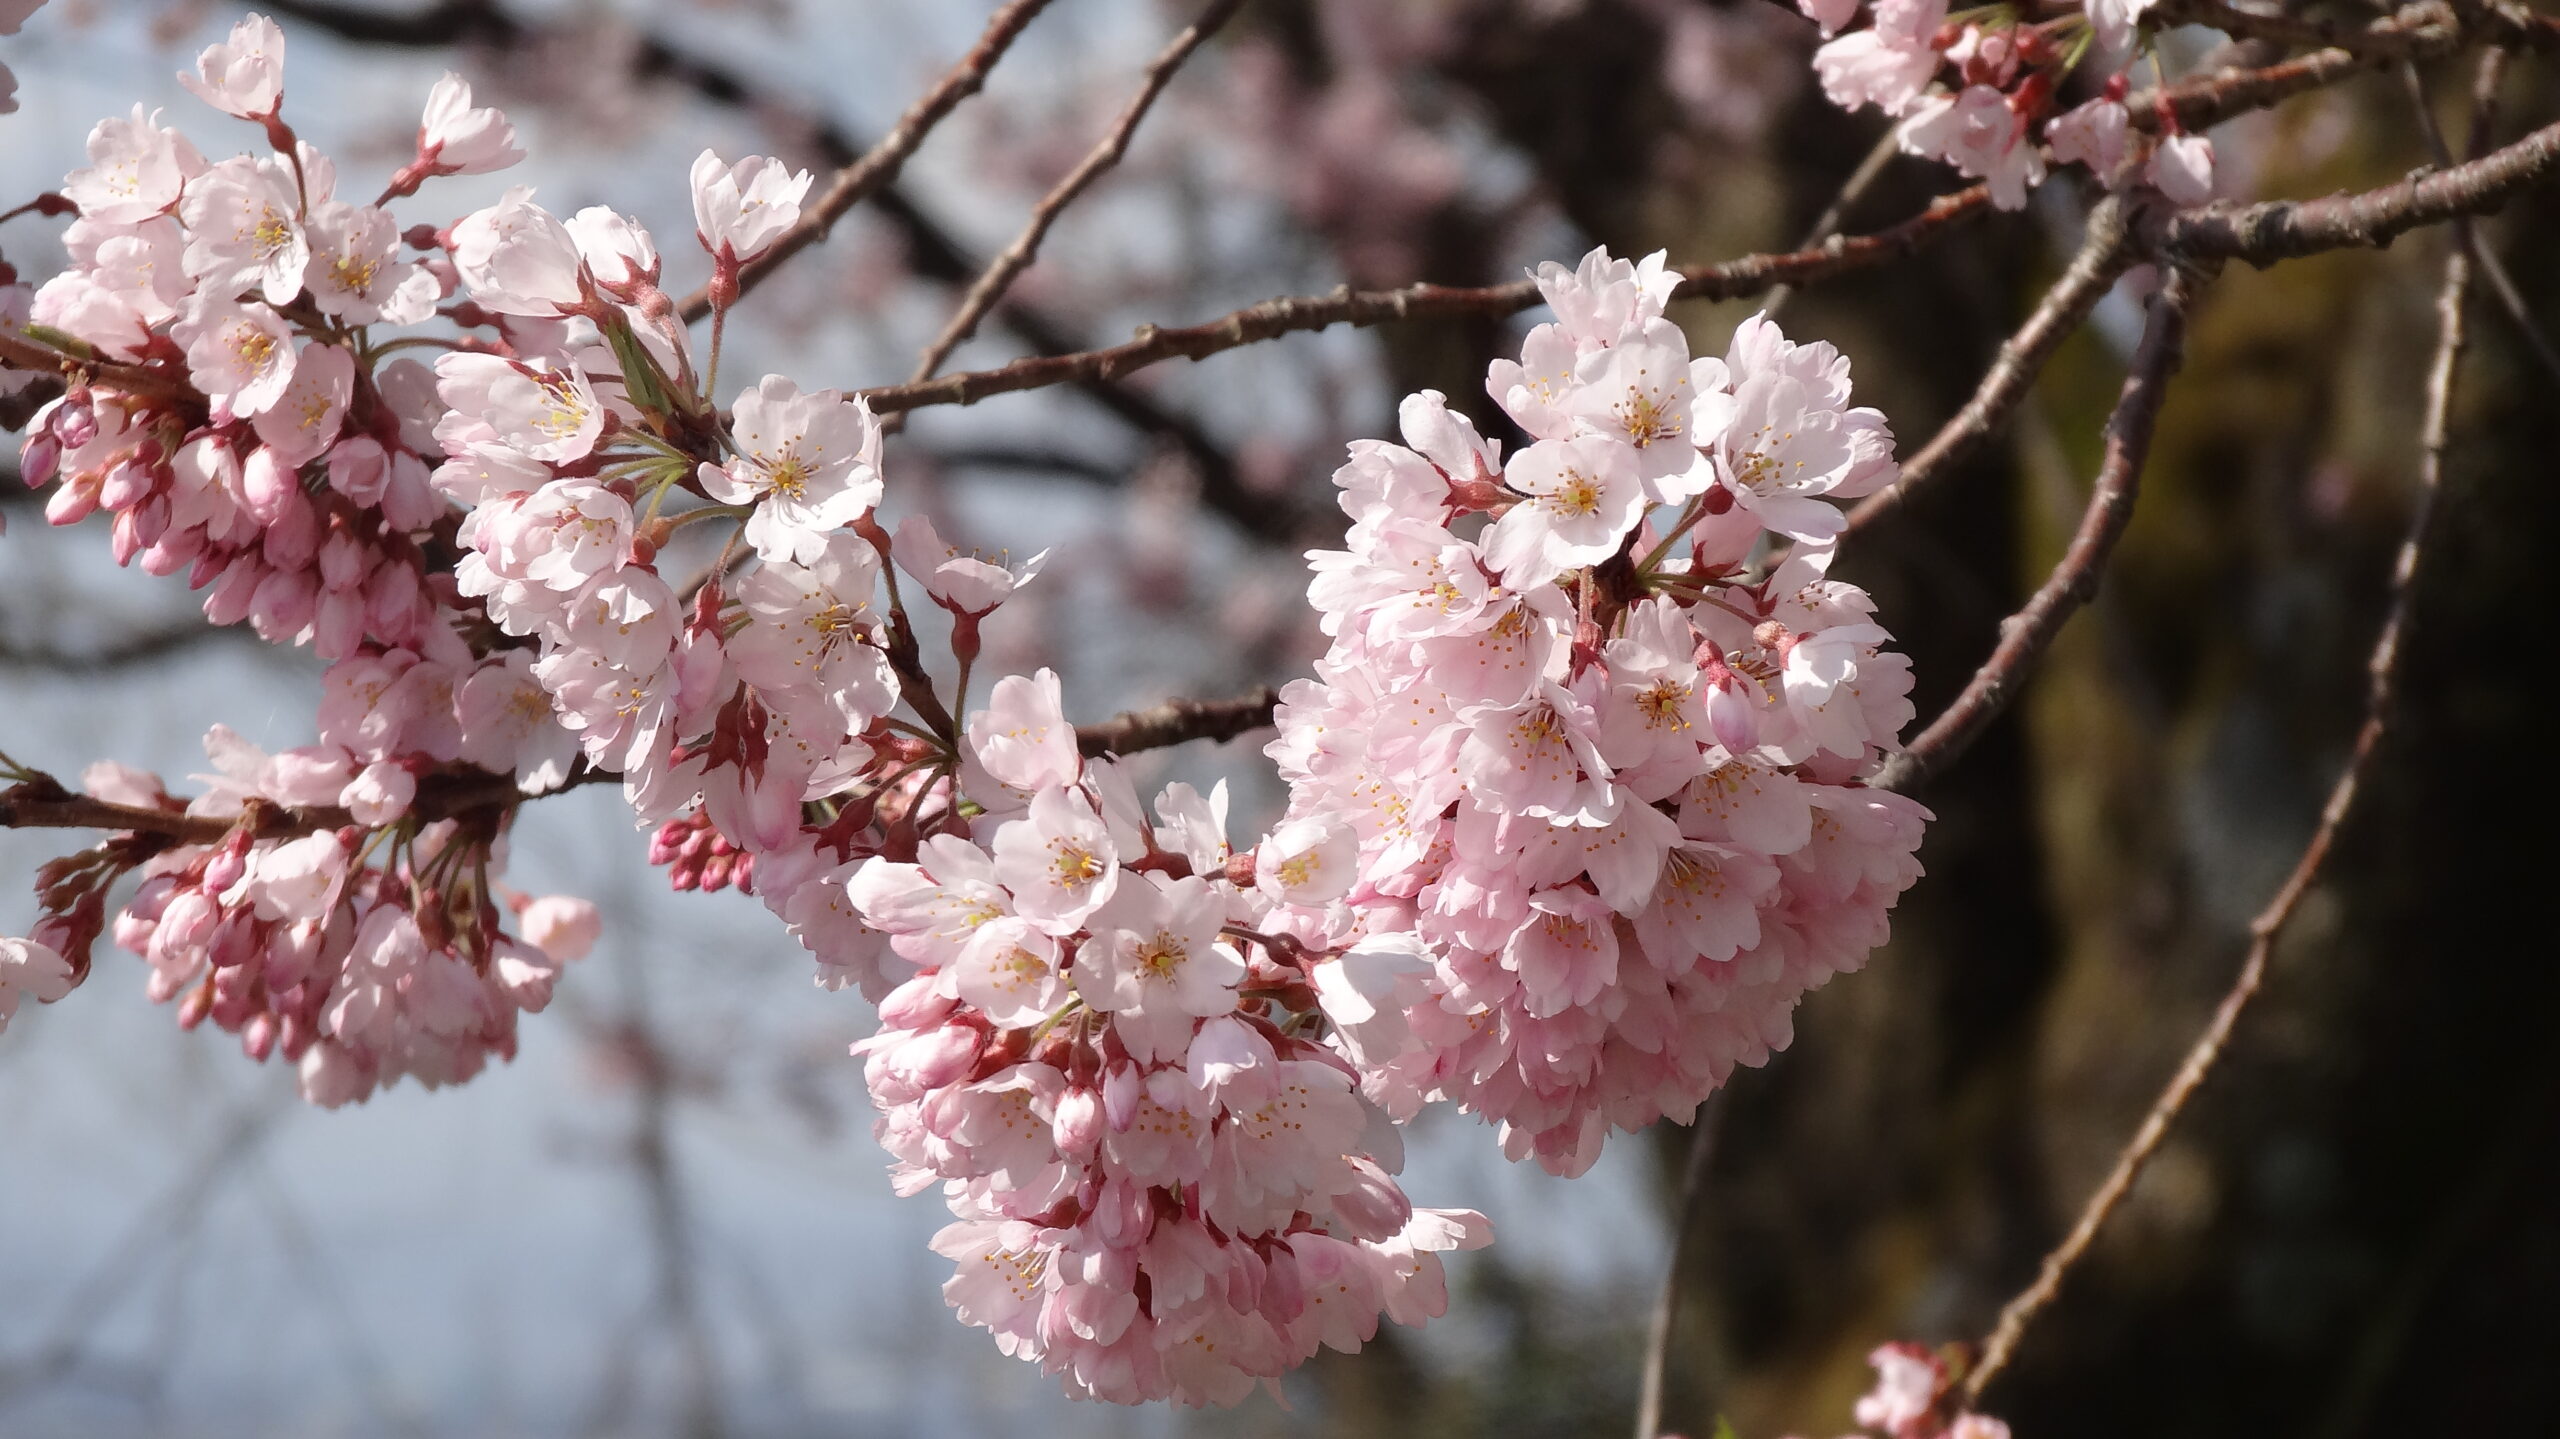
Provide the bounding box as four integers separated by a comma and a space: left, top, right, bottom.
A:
412, 72, 523, 178
688, 149, 811, 267
0, 935, 75, 1034
179, 14, 287, 122
60, 105, 206, 224
698, 375, 882, 564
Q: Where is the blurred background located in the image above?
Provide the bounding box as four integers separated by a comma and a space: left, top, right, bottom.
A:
1, 1, 2554, 1435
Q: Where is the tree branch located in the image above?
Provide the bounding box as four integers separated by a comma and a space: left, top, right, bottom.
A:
0, 331, 198, 414
1874, 265, 2201, 794
0, 767, 605, 846
1960, 175, 2479, 1409
862, 183, 1998, 416
907, 0, 1250, 387
1075, 687, 1280, 758
1848, 192, 2141, 534
2401, 53, 2560, 388
1760, 129, 1905, 325
675, 0, 1064, 323
0, 681, 1278, 844
2162, 116, 2560, 264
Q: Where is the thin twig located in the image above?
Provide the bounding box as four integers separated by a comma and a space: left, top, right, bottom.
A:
863, 185, 1999, 415
1760, 128, 1903, 323
250, 0, 1257, 526
1960, 173, 2479, 1410
907, 0, 1251, 386
1634, 1094, 1729, 1439
2401, 53, 2560, 387
1875, 266, 2202, 794
674, 0, 1064, 324
1848, 193, 2142, 534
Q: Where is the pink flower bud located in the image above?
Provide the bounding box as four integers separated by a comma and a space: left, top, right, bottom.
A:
1052, 1086, 1103, 1156
240, 1011, 278, 1062
240, 444, 296, 524
876, 972, 956, 1031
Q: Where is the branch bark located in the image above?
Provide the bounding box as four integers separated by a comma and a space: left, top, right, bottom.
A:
1075, 687, 1281, 758
862, 184, 1997, 416
1960, 179, 2479, 1409
0, 687, 1283, 843
1848, 193, 2142, 534
1874, 264, 2201, 794
2163, 117, 2560, 264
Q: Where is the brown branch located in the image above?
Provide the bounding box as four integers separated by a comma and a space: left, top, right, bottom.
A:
0, 766, 606, 845
2150, 0, 2445, 58
1634, 1094, 1730, 1439
1873, 265, 2201, 794
2162, 116, 2560, 264
2402, 53, 2560, 388
676, 0, 1063, 324
907, 0, 1250, 387
862, 184, 1997, 416
1760, 128, 1905, 324
1848, 193, 2142, 534
1961, 170, 2479, 1410
1074, 686, 1280, 758
0, 332, 196, 413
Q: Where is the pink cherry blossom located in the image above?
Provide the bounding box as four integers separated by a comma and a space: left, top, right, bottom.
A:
250, 341, 353, 467
178, 157, 308, 305
700, 375, 882, 564
517, 895, 601, 963
180, 13, 286, 121
414, 73, 523, 178
2150, 132, 2217, 206
0, 936, 76, 1034
450, 187, 587, 317
893, 513, 1045, 617
1481, 434, 1645, 588
689, 149, 811, 266
304, 201, 438, 323
61, 105, 206, 224
173, 295, 297, 415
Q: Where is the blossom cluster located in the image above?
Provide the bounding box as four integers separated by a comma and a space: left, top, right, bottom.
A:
1, 13, 1947, 1408
1265, 249, 1929, 1176
50, 746, 595, 1104
1801, 0, 2214, 210
0, 19, 620, 1099
840, 673, 1489, 1405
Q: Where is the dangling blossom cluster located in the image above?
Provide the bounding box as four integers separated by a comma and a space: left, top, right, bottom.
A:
1799, 0, 2215, 210
0, 17, 620, 1102
2, 12, 1942, 1408
836, 678, 1488, 1404
1263, 250, 1929, 1176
